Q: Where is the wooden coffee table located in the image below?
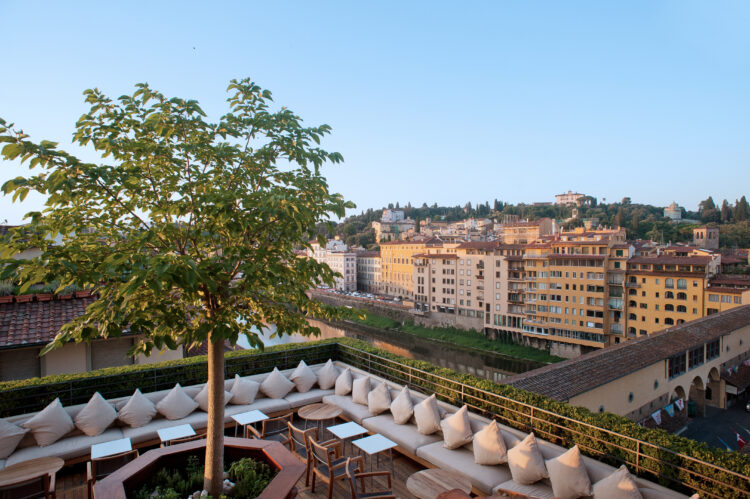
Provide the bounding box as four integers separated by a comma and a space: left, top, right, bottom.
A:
0, 456, 64, 496
406, 468, 472, 499
298, 402, 342, 438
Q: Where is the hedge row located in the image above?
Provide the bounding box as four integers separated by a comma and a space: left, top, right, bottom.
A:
334, 337, 750, 499
0, 339, 337, 417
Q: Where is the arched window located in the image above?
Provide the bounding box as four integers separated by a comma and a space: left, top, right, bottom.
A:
676, 319, 685, 325
665, 291, 674, 299
628, 289, 637, 296
628, 327, 636, 335
665, 318, 674, 325
629, 313, 637, 320
677, 292, 687, 300
677, 305, 687, 313
629, 300, 637, 307
665, 304, 674, 311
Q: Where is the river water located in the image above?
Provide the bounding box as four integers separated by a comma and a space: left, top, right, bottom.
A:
237, 320, 543, 383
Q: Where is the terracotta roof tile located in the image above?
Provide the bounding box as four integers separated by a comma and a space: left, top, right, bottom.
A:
0, 296, 97, 348
504, 305, 750, 401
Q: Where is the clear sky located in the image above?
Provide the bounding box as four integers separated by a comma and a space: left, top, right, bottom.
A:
1, 1, 748, 224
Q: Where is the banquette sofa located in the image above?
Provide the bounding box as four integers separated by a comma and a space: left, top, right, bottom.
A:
0, 360, 693, 499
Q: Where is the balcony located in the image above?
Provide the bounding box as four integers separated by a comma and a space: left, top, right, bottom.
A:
625, 281, 640, 288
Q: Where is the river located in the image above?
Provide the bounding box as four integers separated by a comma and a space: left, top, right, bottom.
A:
237, 320, 543, 383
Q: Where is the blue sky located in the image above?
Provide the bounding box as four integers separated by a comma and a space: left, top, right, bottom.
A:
1, 1, 748, 224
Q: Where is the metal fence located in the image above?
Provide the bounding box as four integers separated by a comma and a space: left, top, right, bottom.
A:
335, 343, 749, 499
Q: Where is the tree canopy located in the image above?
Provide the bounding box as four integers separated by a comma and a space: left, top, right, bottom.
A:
0, 78, 352, 494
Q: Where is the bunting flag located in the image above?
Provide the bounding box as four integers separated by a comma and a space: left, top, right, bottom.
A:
744, 359, 750, 367
733, 365, 739, 374
664, 404, 675, 418
736, 432, 746, 450
675, 398, 684, 411
651, 410, 662, 425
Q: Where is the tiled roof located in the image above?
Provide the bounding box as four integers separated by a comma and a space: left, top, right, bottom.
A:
0, 296, 97, 348
628, 255, 712, 265
504, 305, 750, 401
356, 251, 380, 258
708, 275, 750, 287
413, 253, 459, 259
722, 364, 750, 391
456, 241, 500, 250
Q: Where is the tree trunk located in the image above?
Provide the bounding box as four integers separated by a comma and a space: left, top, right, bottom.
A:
204, 331, 225, 497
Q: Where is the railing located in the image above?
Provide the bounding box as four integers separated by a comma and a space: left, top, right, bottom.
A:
335, 343, 748, 499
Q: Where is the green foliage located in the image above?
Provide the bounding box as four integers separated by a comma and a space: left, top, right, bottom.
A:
0, 78, 353, 357
135, 455, 205, 499
227, 457, 275, 497
0, 280, 13, 296
0, 339, 338, 417
352, 311, 564, 363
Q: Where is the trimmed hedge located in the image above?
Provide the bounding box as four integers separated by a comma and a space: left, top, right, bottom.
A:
334, 337, 750, 499
0, 337, 747, 498
0, 339, 338, 417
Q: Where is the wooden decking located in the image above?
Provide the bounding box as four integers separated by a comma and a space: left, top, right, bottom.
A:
54, 446, 425, 499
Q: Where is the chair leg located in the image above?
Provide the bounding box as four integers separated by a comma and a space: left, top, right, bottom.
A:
327, 479, 334, 499
304, 460, 310, 487
311, 471, 316, 492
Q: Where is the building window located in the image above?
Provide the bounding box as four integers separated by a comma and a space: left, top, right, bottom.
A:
688, 346, 704, 369
665, 278, 674, 289
668, 353, 686, 378
735, 296, 742, 304
665, 291, 674, 299
665, 304, 674, 311
721, 295, 731, 303
677, 279, 687, 289
708, 294, 719, 302
628, 392, 634, 403
706, 339, 720, 360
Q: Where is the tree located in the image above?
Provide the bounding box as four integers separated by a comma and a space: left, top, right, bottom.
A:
0, 79, 352, 496
736, 196, 749, 222
720, 199, 732, 223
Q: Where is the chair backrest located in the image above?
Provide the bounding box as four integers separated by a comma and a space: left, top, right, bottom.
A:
0, 475, 50, 499
262, 412, 294, 437
287, 421, 317, 457
345, 457, 360, 498
92, 449, 139, 481
309, 437, 334, 470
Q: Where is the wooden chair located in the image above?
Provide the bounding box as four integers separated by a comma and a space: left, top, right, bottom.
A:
246, 412, 293, 448
287, 421, 342, 487
87, 449, 139, 498
309, 437, 363, 499
0, 474, 56, 499
161, 434, 202, 447
345, 457, 395, 499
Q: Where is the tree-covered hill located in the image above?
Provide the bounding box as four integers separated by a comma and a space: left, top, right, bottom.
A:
322, 196, 750, 249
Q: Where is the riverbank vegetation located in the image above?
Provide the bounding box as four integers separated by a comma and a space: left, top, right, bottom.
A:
350, 311, 564, 364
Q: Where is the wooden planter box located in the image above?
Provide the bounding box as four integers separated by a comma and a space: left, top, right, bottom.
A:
0, 296, 12, 304
94, 438, 304, 499
35, 293, 53, 302
74, 290, 92, 298
14, 294, 34, 303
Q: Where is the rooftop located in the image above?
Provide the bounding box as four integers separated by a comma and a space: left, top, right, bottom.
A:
0, 295, 97, 349
504, 305, 750, 401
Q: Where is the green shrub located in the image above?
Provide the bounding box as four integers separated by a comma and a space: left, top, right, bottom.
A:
228, 457, 276, 497
0, 281, 14, 296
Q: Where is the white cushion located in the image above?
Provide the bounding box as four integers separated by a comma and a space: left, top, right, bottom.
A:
21, 398, 75, 447
118, 389, 157, 428
367, 382, 392, 415
260, 367, 295, 399
507, 432, 548, 485
441, 405, 473, 449
334, 368, 353, 396
229, 374, 260, 405
156, 384, 199, 420
0, 418, 28, 459
473, 420, 507, 465
414, 393, 442, 435
351, 376, 371, 405
390, 386, 414, 424
194, 385, 234, 412
317, 359, 339, 390
546, 445, 592, 499
74, 392, 118, 437
592, 465, 643, 499
290, 360, 318, 393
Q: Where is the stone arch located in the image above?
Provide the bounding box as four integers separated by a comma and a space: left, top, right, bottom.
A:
688, 376, 706, 417
705, 367, 725, 409
672, 385, 686, 402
